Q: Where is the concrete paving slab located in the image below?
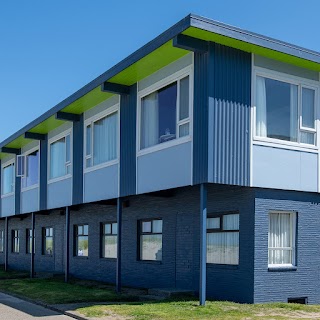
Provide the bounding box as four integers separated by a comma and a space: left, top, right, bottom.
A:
0, 292, 73, 320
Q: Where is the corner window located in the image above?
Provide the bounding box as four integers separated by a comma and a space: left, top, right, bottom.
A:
140, 73, 191, 150
268, 211, 296, 267
18, 149, 40, 189
49, 133, 71, 180
139, 219, 162, 261
42, 227, 53, 255
206, 213, 239, 265
102, 222, 117, 259
255, 74, 317, 145
85, 109, 118, 168
0, 230, 4, 253
2, 163, 15, 195
75, 224, 88, 257
26, 229, 34, 254
12, 229, 20, 253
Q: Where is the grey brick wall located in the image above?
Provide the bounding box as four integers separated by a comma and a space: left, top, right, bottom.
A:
254, 188, 320, 304
0, 185, 255, 303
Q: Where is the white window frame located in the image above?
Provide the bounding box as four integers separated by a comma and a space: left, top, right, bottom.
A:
48, 128, 72, 184
137, 65, 193, 156
1, 158, 15, 198
268, 210, 296, 269
83, 103, 120, 173
252, 67, 319, 151
20, 145, 40, 192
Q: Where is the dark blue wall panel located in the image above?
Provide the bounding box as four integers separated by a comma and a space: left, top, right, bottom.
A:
208, 43, 251, 186
120, 84, 137, 197
73, 115, 84, 205
254, 189, 320, 304
193, 52, 209, 185
39, 137, 48, 211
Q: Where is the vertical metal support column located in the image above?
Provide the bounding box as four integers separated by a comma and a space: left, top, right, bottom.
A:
199, 183, 207, 306
65, 207, 70, 283
30, 212, 35, 278
116, 198, 122, 293
4, 217, 8, 272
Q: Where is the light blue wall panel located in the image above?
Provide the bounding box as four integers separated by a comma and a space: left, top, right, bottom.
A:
254, 55, 319, 81
252, 145, 318, 192
47, 178, 72, 209
48, 122, 72, 140
21, 188, 39, 214
1, 196, 15, 217
21, 140, 39, 153
137, 142, 192, 194
84, 95, 119, 120
84, 164, 119, 203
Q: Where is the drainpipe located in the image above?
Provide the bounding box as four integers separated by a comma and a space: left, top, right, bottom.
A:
30, 212, 35, 278
199, 183, 207, 306
116, 198, 122, 293
65, 206, 70, 283
4, 217, 8, 272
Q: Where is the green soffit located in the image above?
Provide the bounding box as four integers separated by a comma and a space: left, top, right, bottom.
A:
2, 24, 320, 155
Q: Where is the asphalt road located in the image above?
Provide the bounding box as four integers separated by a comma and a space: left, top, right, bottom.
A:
0, 292, 73, 320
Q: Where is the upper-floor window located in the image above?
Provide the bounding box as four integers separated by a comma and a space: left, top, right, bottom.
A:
17, 149, 39, 189
2, 162, 14, 195
85, 106, 118, 169
255, 72, 317, 146
139, 70, 191, 151
49, 132, 71, 180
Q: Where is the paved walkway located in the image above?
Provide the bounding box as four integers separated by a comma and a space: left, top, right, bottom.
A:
0, 292, 73, 320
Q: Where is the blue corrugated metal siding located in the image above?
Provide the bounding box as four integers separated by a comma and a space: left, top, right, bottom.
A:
120, 84, 137, 197
39, 137, 48, 211
208, 43, 251, 186
73, 115, 84, 205
193, 52, 209, 185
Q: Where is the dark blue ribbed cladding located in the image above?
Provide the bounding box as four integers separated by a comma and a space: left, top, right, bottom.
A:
120, 84, 137, 197
208, 43, 251, 186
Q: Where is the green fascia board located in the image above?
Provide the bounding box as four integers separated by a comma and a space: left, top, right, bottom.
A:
108, 41, 189, 85
183, 27, 320, 71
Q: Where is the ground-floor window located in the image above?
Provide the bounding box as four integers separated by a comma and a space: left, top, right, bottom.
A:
102, 222, 117, 259
75, 224, 88, 257
206, 213, 239, 265
0, 230, 3, 252
268, 211, 296, 267
42, 227, 53, 255
139, 219, 162, 261
12, 229, 20, 253
26, 228, 34, 254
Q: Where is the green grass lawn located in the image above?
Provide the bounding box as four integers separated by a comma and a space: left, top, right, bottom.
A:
78, 300, 320, 320
0, 267, 29, 279
0, 278, 137, 304
0, 275, 320, 319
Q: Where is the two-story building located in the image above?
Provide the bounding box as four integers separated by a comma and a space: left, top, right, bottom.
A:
0, 14, 320, 304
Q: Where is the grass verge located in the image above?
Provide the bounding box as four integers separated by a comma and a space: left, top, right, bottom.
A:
0, 278, 137, 305
77, 300, 320, 320
0, 267, 29, 279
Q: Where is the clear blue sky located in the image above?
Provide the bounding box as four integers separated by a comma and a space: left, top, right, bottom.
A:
0, 0, 319, 142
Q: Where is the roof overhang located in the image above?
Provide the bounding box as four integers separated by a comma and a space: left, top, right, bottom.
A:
1, 14, 320, 159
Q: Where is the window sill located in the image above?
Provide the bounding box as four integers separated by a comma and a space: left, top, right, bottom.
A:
21, 184, 39, 192
137, 136, 191, 157
252, 137, 318, 153
268, 266, 297, 272
207, 263, 239, 270
137, 260, 162, 265
84, 159, 119, 174
100, 257, 117, 261
1, 192, 15, 199
73, 256, 89, 260
48, 174, 72, 185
